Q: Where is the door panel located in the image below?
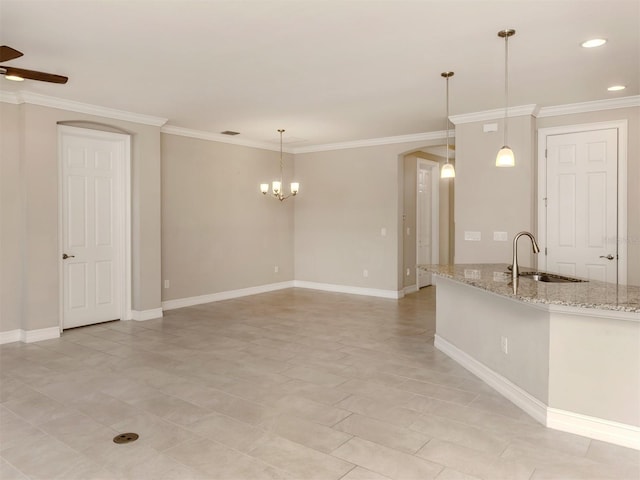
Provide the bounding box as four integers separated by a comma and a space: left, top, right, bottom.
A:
416, 161, 438, 288
61, 129, 124, 329
545, 128, 617, 283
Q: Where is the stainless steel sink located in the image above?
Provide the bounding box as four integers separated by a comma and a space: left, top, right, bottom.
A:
518, 271, 587, 283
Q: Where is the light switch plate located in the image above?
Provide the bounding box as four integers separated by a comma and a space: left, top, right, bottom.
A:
493, 231, 508, 241
464, 269, 481, 279
464, 231, 481, 241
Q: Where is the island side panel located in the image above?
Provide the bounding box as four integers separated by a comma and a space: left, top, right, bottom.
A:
434, 276, 550, 405
549, 312, 640, 427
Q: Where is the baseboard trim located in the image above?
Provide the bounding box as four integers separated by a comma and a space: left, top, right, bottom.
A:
434, 334, 548, 425
162, 281, 295, 310
24, 327, 61, 343
130, 308, 164, 321
293, 280, 403, 299
0, 329, 21, 345
547, 408, 640, 451
0, 327, 61, 345
403, 284, 419, 295
435, 334, 640, 450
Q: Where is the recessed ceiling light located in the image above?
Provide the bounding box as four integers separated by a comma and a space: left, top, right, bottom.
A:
4, 74, 24, 81
607, 85, 626, 91
581, 38, 607, 48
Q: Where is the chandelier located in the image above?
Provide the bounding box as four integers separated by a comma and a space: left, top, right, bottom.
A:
260, 129, 299, 201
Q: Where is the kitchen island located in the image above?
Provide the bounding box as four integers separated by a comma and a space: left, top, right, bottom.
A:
419, 263, 640, 450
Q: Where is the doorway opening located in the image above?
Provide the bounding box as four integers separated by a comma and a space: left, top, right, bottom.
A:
401, 147, 455, 293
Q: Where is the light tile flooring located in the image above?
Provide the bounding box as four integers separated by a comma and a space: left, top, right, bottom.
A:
1, 287, 638, 480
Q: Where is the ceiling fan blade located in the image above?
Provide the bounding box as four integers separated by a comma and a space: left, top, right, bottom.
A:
0, 46, 24, 62
1, 66, 68, 84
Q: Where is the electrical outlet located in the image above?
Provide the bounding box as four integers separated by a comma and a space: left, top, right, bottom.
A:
363, 269, 369, 278
406, 227, 410, 236
163, 280, 170, 289
501, 336, 509, 354
381, 227, 387, 237
406, 268, 410, 276
274, 266, 279, 273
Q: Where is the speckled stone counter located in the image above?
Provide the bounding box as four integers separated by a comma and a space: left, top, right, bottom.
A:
419, 263, 640, 314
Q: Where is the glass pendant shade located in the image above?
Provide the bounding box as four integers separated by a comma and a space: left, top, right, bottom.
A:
496, 146, 515, 167
441, 163, 455, 178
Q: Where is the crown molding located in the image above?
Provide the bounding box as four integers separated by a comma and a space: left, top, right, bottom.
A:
161, 125, 285, 152
449, 96, 640, 125
161, 126, 451, 154
0, 91, 20, 104
290, 130, 451, 154
450, 104, 540, 125
537, 95, 640, 118
0, 91, 168, 127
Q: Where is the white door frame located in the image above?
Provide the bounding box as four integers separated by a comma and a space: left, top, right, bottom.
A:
416, 159, 440, 286
537, 120, 627, 285
58, 125, 132, 331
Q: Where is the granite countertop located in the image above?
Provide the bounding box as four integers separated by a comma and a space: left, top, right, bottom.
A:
419, 263, 640, 314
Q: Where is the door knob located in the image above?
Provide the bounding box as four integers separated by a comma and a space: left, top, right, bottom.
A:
599, 254, 614, 260
62, 253, 75, 259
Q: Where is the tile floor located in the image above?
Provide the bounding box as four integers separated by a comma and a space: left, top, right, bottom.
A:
1, 287, 638, 480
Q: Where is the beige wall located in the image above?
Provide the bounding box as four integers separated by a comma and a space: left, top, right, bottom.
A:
0, 102, 162, 333
454, 114, 537, 267
160, 134, 294, 300
536, 107, 640, 286
0, 103, 23, 332
293, 140, 442, 293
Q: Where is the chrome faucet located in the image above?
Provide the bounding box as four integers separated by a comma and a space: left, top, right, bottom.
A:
512, 231, 540, 283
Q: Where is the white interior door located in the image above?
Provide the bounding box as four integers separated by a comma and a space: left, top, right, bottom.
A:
60, 127, 128, 329
543, 128, 618, 283
416, 160, 439, 288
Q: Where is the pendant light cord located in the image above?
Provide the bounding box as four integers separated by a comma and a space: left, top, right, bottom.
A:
445, 76, 450, 163
504, 34, 509, 146
278, 129, 284, 187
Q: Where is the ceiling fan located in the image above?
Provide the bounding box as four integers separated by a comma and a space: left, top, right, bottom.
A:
0, 45, 68, 84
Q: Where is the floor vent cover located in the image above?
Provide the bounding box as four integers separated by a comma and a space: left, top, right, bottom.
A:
113, 432, 139, 444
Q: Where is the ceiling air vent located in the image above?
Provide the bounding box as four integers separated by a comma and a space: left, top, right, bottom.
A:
220, 130, 240, 136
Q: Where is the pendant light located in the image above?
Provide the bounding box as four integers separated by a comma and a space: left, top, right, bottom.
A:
496, 29, 516, 167
440, 71, 455, 179
260, 129, 299, 201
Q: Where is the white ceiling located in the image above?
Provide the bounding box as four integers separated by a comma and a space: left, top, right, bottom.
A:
1, 0, 638, 148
